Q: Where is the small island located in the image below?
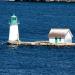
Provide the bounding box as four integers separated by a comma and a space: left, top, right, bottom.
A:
7, 15, 75, 47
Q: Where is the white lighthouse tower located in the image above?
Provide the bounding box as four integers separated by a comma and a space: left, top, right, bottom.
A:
9, 14, 19, 42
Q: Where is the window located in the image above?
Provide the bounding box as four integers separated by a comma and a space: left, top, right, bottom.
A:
59, 37, 61, 41
55, 37, 57, 43
12, 17, 16, 20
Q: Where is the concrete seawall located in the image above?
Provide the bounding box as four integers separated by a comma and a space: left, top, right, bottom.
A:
7, 41, 75, 47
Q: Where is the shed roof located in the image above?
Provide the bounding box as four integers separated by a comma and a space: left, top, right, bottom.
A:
48, 28, 73, 38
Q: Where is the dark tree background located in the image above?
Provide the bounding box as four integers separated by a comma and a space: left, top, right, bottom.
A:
15, 0, 46, 2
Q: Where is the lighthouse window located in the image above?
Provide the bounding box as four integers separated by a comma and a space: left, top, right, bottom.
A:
12, 17, 16, 20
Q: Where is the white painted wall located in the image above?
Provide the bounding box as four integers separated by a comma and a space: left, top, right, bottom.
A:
49, 38, 55, 43
9, 24, 19, 41
49, 38, 64, 44
65, 32, 72, 43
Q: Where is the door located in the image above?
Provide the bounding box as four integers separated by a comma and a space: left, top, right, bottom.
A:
55, 37, 58, 44
55, 37, 61, 44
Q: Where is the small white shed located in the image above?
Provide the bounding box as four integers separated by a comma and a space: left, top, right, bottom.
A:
48, 28, 73, 44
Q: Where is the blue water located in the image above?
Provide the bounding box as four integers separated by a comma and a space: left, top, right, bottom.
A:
0, 2, 75, 75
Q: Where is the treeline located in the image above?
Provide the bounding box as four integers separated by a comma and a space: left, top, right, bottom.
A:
9, 0, 75, 2
15, 0, 46, 2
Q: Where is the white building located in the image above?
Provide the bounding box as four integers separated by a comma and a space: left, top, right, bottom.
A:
8, 0, 15, 1
9, 14, 19, 42
48, 28, 73, 44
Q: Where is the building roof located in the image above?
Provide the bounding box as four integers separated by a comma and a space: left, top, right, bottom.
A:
48, 28, 73, 38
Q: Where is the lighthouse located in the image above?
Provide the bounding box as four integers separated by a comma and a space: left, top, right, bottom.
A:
9, 14, 19, 42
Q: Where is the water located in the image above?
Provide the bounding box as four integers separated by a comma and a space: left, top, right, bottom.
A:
0, 2, 75, 75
